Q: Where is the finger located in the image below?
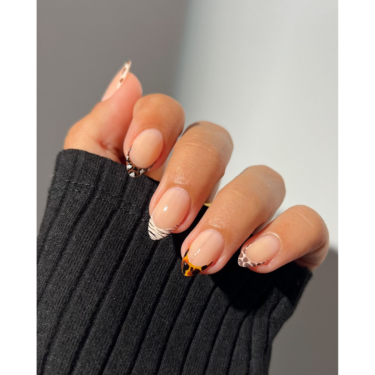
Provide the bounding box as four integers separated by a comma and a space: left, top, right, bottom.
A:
102, 60, 132, 101
238, 205, 329, 272
122, 94, 184, 178
148, 121, 233, 240
180, 166, 285, 276
64, 62, 142, 163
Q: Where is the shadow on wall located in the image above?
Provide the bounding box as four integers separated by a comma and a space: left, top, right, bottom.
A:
270, 249, 338, 375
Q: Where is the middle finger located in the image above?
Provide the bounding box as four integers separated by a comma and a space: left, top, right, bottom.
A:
148, 121, 233, 240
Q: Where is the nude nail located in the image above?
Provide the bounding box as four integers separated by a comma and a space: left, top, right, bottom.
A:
117, 60, 132, 89
181, 230, 224, 277
148, 187, 191, 240
238, 234, 280, 268
126, 129, 163, 178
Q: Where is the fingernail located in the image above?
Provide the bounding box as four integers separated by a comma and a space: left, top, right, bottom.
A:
126, 129, 163, 178
117, 60, 132, 89
238, 234, 280, 268
181, 230, 224, 277
148, 187, 191, 240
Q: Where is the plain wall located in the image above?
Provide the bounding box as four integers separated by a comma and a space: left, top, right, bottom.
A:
38, 1, 338, 373
177, 0, 338, 248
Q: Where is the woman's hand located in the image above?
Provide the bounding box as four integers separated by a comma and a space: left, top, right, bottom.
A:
65, 63, 329, 276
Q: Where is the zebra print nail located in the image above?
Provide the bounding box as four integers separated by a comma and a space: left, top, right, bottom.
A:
148, 215, 178, 241
148, 187, 190, 241
117, 60, 132, 89
126, 148, 154, 178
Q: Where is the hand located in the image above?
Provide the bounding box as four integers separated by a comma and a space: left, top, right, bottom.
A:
65, 62, 329, 276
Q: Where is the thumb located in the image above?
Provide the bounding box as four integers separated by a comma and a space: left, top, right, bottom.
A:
64, 61, 143, 163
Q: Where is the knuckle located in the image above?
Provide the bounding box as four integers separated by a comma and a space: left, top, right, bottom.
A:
135, 94, 184, 117
218, 184, 267, 213
199, 121, 234, 149
245, 165, 284, 184
292, 204, 319, 220
242, 165, 286, 200
133, 95, 185, 134
65, 118, 88, 144
179, 138, 227, 170
91, 101, 105, 114
217, 188, 248, 205
64, 126, 75, 146
182, 121, 233, 161
290, 205, 329, 245
89, 101, 110, 122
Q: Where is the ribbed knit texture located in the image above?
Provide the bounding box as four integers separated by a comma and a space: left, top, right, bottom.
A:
37, 149, 312, 375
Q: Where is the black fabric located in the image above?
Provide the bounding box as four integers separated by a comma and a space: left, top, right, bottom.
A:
37, 149, 312, 375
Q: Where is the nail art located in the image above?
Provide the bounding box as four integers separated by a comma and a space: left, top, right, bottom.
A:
181, 248, 212, 277
117, 60, 132, 89
148, 214, 179, 241
238, 234, 280, 268
180, 230, 224, 277
148, 187, 191, 241
126, 147, 153, 178
238, 248, 266, 268
125, 129, 163, 178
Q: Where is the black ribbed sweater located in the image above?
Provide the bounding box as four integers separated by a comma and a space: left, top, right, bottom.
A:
37, 149, 312, 375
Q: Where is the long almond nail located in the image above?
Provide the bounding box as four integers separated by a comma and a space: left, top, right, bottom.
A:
238, 234, 280, 268
117, 60, 132, 89
181, 230, 224, 277
126, 129, 163, 178
148, 187, 190, 240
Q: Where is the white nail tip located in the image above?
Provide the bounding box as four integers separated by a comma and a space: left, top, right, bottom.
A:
148, 215, 174, 241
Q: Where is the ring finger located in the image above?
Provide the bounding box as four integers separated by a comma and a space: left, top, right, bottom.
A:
181, 165, 286, 276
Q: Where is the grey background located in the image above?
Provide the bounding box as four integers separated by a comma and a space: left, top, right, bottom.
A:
38, 0, 338, 374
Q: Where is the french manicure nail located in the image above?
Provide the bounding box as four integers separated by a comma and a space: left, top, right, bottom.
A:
238, 234, 280, 268
117, 60, 132, 89
148, 187, 191, 240
181, 230, 224, 277
126, 129, 163, 178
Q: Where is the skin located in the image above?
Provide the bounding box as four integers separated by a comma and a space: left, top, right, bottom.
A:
65, 68, 329, 274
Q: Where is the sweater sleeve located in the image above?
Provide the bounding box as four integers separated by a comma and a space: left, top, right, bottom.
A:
37, 149, 312, 375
